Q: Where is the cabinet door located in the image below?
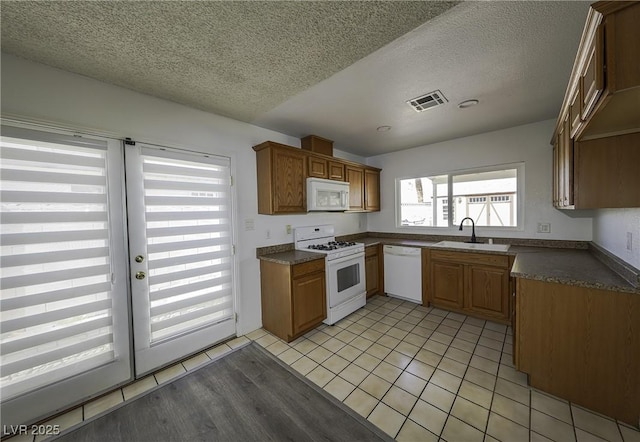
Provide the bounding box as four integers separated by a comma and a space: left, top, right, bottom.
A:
430, 261, 464, 309
273, 148, 306, 213
568, 87, 582, 139
364, 169, 380, 211
562, 117, 574, 207
365, 249, 379, 297
291, 271, 326, 336
328, 161, 345, 181
346, 166, 365, 211
557, 116, 574, 207
581, 24, 604, 120
465, 265, 510, 321
308, 156, 328, 178
552, 140, 559, 208
574, 132, 640, 208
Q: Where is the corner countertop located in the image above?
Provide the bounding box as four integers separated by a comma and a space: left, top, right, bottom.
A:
511, 249, 639, 294
257, 250, 324, 265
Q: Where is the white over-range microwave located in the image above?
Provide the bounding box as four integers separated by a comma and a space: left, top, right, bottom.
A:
307, 177, 350, 211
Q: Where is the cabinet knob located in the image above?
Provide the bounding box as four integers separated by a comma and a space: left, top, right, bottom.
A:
135, 271, 146, 280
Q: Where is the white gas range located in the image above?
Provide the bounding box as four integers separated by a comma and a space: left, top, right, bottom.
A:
294, 225, 366, 325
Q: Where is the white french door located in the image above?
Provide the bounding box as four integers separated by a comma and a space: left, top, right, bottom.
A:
125, 143, 235, 376
0, 125, 131, 427
1, 125, 236, 427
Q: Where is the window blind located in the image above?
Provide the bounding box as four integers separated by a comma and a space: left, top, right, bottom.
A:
0, 133, 116, 400
140, 149, 233, 343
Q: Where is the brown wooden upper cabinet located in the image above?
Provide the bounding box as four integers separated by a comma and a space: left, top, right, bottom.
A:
344, 165, 381, 212
254, 140, 381, 214
254, 141, 307, 214
328, 160, 345, 181
553, 115, 574, 209
307, 155, 328, 179
364, 169, 380, 211
346, 166, 364, 211
307, 155, 346, 182
551, 1, 640, 209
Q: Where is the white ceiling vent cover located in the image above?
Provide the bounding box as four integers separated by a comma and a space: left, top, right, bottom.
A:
407, 90, 448, 112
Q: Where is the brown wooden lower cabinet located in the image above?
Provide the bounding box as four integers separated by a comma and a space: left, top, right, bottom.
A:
426, 250, 512, 324
515, 278, 640, 426
365, 244, 383, 298
431, 261, 464, 309
260, 258, 326, 342
466, 265, 510, 319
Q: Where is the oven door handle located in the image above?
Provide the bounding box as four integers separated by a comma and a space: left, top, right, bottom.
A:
327, 251, 364, 266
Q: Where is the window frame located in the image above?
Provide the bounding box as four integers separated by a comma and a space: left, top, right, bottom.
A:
395, 163, 525, 231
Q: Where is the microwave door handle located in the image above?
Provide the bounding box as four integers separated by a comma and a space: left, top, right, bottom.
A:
341, 190, 347, 207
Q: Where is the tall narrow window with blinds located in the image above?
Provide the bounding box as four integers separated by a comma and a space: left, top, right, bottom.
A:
0, 126, 131, 428
126, 144, 235, 375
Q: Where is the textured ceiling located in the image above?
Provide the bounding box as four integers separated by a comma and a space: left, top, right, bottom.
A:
254, 1, 592, 156
0, 1, 459, 123
1, 1, 591, 156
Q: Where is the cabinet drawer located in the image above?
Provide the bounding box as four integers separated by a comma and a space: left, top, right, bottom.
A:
430, 250, 509, 268
292, 258, 325, 278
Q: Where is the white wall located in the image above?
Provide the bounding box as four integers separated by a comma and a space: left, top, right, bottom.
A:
366, 120, 593, 241
593, 209, 640, 269
0, 53, 366, 335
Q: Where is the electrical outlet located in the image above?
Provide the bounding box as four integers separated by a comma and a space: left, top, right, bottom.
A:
627, 232, 633, 251
266, 229, 271, 239
286, 224, 292, 235
537, 222, 551, 234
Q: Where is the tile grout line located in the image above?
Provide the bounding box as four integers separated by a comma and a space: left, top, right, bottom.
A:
370, 300, 436, 438
257, 296, 640, 441
442, 312, 502, 438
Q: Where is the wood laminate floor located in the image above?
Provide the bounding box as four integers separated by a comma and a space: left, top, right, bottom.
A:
56, 343, 391, 442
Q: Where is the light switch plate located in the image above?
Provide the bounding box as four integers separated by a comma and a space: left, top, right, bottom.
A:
627, 232, 633, 251
244, 219, 255, 231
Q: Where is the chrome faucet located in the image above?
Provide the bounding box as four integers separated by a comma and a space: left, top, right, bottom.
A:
459, 217, 478, 243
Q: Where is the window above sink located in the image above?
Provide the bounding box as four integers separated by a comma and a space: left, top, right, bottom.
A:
396, 163, 524, 230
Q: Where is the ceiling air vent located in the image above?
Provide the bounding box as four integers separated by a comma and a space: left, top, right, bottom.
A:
407, 90, 448, 112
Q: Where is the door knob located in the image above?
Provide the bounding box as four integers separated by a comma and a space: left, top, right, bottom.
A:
135, 255, 144, 263
135, 271, 146, 280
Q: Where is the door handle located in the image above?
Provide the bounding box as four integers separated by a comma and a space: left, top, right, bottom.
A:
135, 271, 146, 280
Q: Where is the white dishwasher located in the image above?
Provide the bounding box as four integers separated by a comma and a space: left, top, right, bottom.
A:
383, 245, 422, 304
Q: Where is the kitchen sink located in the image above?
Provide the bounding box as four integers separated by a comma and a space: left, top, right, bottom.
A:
432, 241, 511, 252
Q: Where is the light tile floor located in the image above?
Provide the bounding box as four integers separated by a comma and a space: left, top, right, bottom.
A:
13, 296, 639, 442
250, 295, 640, 442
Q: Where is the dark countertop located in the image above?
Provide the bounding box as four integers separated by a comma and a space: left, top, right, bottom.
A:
258, 250, 324, 265
257, 235, 639, 294
511, 249, 639, 294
